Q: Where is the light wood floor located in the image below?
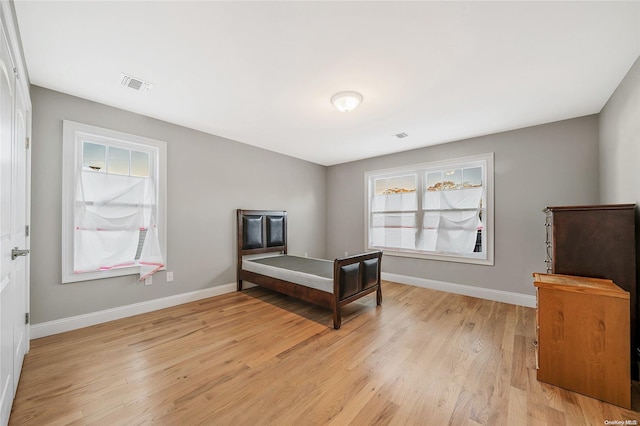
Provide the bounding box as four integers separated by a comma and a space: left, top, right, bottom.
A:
10, 281, 640, 425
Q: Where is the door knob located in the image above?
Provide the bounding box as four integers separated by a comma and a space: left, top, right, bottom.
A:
11, 247, 30, 260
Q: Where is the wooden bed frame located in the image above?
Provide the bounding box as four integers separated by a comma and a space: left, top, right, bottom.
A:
236, 209, 382, 329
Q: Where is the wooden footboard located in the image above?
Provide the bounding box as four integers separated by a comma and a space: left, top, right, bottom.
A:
332, 251, 383, 329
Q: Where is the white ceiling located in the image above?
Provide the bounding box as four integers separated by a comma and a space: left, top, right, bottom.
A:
14, 1, 640, 166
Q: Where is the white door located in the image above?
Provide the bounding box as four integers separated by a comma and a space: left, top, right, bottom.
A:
0, 21, 29, 426
12, 74, 28, 396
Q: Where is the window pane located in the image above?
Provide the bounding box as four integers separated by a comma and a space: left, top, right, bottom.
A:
473, 230, 482, 252
463, 167, 482, 188
372, 174, 417, 212
427, 169, 461, 191
131, 151, 150, 177
83, 142, 106, 172
108, 147, 130, 175
444, 169, 462, 189
426, 172, 441, 191
375, 174, 415, 195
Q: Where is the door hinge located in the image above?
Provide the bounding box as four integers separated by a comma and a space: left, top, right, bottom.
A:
25, 137, 30, 149
25, 225, 29, 237
25, 313, 29, 324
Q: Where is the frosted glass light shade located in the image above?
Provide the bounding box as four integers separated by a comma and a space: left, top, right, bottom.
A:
331, 91, 363, 112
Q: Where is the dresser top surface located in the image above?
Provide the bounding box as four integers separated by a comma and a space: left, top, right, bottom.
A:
533, 272, 629, 299
544, 204, 635, 213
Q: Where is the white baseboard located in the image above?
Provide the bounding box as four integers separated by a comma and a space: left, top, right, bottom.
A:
31, 275, 534, 340
30, 282, 256, 339
382, 272, 536, 308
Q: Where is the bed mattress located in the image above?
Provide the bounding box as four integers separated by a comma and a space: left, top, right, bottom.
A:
242, 255, 333, 293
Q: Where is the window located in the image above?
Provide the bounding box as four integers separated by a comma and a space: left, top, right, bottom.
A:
62, 121, 167, 283
365, 153, 493, 265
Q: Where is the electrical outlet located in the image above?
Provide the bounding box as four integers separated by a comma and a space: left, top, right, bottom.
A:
166, 271, 174, 282
144, 276, 152, 285
304, 252, 308, 257
344, 251, 349, 257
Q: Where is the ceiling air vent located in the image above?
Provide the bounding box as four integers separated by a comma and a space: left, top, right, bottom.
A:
395, 132, 408, 139
120, 73, 153, 92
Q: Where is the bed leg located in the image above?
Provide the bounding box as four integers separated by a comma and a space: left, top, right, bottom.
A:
333, 306, 341, 330
237, 280, 243, 291
376, 284, 382, 305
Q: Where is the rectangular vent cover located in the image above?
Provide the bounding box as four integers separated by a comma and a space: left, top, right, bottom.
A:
120, 73, 153, 92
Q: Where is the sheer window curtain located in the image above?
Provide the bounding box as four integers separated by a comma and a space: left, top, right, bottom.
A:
74, 164, 164, 280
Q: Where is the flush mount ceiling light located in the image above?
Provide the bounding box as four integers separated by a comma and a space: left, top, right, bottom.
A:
331, 91, 363, 112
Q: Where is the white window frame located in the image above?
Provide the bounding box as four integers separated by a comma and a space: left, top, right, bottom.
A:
364, 153, 494, 265
62, 120, 167, 283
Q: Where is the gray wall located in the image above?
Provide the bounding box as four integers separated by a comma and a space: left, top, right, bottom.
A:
599, 55, 640, 287
327, 116, 600, 297
30, 86, 327, 324
599, 56, 640, 205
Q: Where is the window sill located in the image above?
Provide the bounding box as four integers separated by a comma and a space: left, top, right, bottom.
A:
62, 265, 164, 284
374, 247, 494, 266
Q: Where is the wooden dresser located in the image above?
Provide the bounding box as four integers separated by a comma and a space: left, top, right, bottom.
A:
544, 204, 637, 379
533, 273, 630, 408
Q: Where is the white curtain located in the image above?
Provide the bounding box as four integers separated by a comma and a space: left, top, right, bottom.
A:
372, 192, 418, 212
435, 211, 481, 253
371, 213, 416, 249
422, 187, 483, 253
74, 170, 164, 280
424, 187, 482, 210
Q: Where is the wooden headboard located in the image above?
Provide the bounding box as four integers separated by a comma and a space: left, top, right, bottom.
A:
237, 209, 287, 257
